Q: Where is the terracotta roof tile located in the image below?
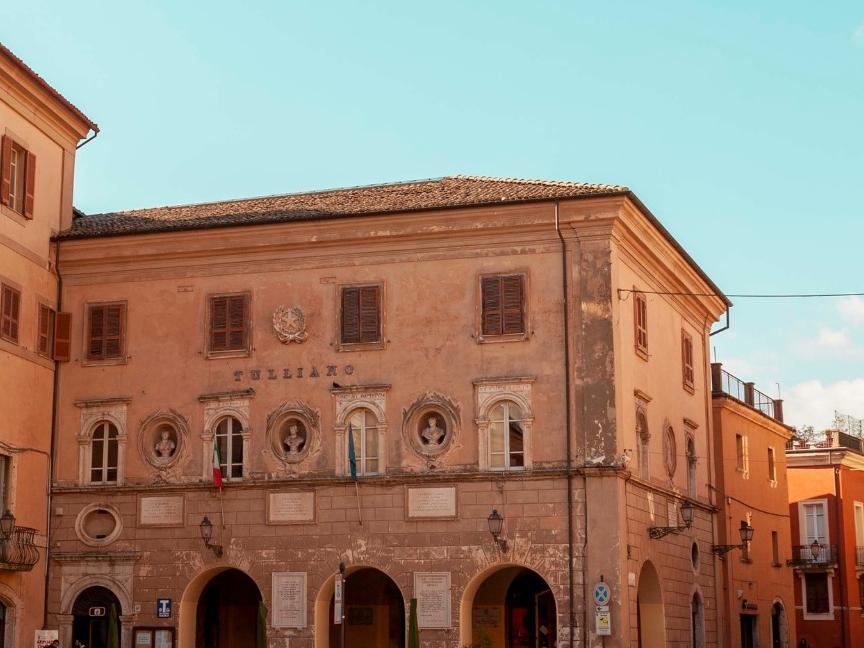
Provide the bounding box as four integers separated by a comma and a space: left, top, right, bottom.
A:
62, 175, 628, 239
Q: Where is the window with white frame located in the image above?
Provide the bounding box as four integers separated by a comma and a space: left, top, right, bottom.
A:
0, 454, 10, 513
800, 500, 829, 563
90, 421, 119, 483
348, 408, 380, 476
488, 400, 525, 470
854, 502, 864, 552
805, 573, 830, 615
214, 416, 244, 481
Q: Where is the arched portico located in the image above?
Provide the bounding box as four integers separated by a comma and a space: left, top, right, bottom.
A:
60, 576, 133, 648
636, 560, 665, 647
459, 563, 557, 648
178, 566, 264, 648
314, 565, 405, 648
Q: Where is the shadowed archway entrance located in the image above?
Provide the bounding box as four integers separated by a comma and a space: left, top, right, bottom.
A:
636, 561, 665, 648
461, 565, 557, 648
326, 567, 405, 648
194, 569, 263, 648
72, 586, 121, 648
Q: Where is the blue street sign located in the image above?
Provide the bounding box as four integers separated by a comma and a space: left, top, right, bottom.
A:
157, 598, 172, 619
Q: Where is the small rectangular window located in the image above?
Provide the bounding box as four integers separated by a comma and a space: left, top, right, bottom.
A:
37, 304, 55, 357
0, 454, 9, 512
736, 434, 749, 476
86, 302, 126, 360
208, 293, 250, 353
340, 285, 381, 344
772, 530, 780, 566
1, 135, 35, 218
768, 447, 777, 482
634, 291, 648, 357
481, 274, 525, 337
805, 573, 830, 614
0, 284, 21, 343
681, 330, 695, 391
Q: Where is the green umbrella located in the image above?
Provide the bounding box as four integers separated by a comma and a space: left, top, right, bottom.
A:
107, 603, 119, 648
257, 599, 268, 648
408, 598, 420, 648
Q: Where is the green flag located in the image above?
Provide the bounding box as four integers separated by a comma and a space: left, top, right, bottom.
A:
347, 422, 357, 480
107, 603, 119, 648
408, 598, 420, 648
257, 599, 268, 648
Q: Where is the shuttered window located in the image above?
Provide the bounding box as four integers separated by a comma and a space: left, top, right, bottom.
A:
340, 285, 381, 345
209, 294, 250, 353
53, 312, 72, 362
682, 330, 695, 391
481, 274, 525, 337
0, 284, 20, 343
37, 304, 55, 357
87, 303, 125, 360
0, 135, 35, 218
634, 291, 648, 356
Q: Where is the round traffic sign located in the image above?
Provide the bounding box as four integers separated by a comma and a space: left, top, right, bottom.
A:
592, 582, 611, 606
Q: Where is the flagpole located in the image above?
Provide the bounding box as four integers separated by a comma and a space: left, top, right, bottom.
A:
354, 480, 362, 526
347, 423, 362, 525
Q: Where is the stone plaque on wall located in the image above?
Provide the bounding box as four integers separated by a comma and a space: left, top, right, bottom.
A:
406, 486, 457, 519
268, 491, 315, 524
138, 495, 185, 527
272, 572, 307, 628
414, 572, 451, 628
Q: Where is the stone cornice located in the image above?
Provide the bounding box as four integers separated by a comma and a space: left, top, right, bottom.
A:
50, 550, 142, 563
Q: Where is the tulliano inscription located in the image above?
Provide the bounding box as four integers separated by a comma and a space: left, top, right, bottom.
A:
233, 365, 354, 382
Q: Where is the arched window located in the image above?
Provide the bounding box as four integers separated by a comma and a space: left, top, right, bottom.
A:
636, 410, 650, 480
489, 401, 525, 470
215, 417, 244, 481
687, 436, 697, 498
90, 421, 119, 483
691, 592, 704, 648
348, 408, 380, 476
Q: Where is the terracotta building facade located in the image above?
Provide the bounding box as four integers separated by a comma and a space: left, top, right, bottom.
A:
710, 363, 796, 648
0, 44, 96, 647
787, 432, 864, 648
43, 176, 729, 648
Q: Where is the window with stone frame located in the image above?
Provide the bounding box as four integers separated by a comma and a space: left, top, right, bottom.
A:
681, 330, 695, 392
480, 273, 526, 338
339, 284, 382, 346
208, 293, 250, 354
805, 572, 830, 614
214, 416, 244, 481
90, 421, 119, 484
488, 400, 525, 471
1, 135, 36, 218
634, 290, 648, 358
636, 409, 650, 480
0, 284, 20, 343
86, 302, 126, 361
348, 408, 381, 476
686, 435, 697, 498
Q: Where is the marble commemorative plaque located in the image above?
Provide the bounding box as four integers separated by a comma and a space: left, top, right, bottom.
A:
138, 495, 185, 527
406, 486, 457, 520
414, 572, 451, 628
272, 571, 307, 628
267, 491, 315, 524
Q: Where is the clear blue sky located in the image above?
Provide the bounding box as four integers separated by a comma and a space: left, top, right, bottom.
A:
4, 1, 863, 428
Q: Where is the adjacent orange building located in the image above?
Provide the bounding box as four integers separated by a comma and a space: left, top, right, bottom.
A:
711, 363, 796, 648
0, 43, 96, 646
787, 431, 864, 648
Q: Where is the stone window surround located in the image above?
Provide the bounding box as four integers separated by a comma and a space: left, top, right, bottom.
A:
634, 390, 652, 481
0, 443, 19, 516
332, 384, 390, 477
74, 502, 123, 548
474, 376, 535, 472
75, 397, 130, 486
200, 392, 253, 483
0, 582, 22, 648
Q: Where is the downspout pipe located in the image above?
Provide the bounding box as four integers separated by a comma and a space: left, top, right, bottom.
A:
834, 461, 848, 647
555, 203, 577, 647
75, 128, 98, 150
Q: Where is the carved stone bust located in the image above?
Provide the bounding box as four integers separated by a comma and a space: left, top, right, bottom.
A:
282, 421, 307, 455
138, 410, 188, 475
420, 415, 446, 446
154, 428, 177, 460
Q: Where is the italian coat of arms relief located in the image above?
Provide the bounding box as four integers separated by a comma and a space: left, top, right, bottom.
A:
272, 305, 308, 343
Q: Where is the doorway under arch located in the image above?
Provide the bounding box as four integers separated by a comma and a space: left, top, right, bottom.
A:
636, 561, 665, 648
460, 564, 557, 648
771, 600, 789, 648
72, 586, 121, 648
178, 567, 263, 648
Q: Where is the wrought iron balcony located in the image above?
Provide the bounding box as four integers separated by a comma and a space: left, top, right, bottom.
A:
0, 526, 39, 571
857, 546, 864, 568
786, 544, 838, 568
711, 363, 784, 422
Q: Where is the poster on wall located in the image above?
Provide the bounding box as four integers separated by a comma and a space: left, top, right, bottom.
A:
34, 630, 59, 648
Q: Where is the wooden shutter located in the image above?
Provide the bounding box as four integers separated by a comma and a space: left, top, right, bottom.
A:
501, 275, 524, 334
88, 304, 124, 359
37, 304, 54, 355
54, 312, 72, 361
341, 287, 361, 343
209, 294, 248, 352
0, 286, 20, 342
23, 150, 35, 219
104, 305, 123, 357
358, 286, 381, 343
682, 331, 694, 388
482, 275, 524, 336
0, 136, 11, 207
634, 292, 648, 353
88, 305, 105, 358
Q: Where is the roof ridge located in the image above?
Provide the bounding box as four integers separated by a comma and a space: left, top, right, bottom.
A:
449, 174, 628, 191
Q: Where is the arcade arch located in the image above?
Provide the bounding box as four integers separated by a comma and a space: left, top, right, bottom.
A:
636, 560, 666, 647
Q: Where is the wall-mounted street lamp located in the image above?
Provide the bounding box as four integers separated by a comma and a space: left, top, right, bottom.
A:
199, 516, 223, 558
0, 510, 15, 540
487, 510, 508, 552
648, 500, 694, 540
809, 538, 823, 561
712, 521, 755, 557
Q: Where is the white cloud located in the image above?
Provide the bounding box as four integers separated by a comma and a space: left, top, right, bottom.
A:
784, 379, 864, 429
797, 327, 864, 357
839, 296, 864, 325
855, 22, 864, 44
815, 327, 852, 349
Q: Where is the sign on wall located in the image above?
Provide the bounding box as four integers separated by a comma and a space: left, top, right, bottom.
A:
34, 630, 59, 648
272, 572, 307, 628
157, 598, 172, 619
414, 572, 451, 628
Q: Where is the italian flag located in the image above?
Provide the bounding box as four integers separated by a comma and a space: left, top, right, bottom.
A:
212, 443, 223, 489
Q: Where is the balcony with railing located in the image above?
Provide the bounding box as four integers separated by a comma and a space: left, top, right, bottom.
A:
786, 544, 838, 568
0, 526, 40, 571
857, 546, 864, 568
711, 363, 784, 423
